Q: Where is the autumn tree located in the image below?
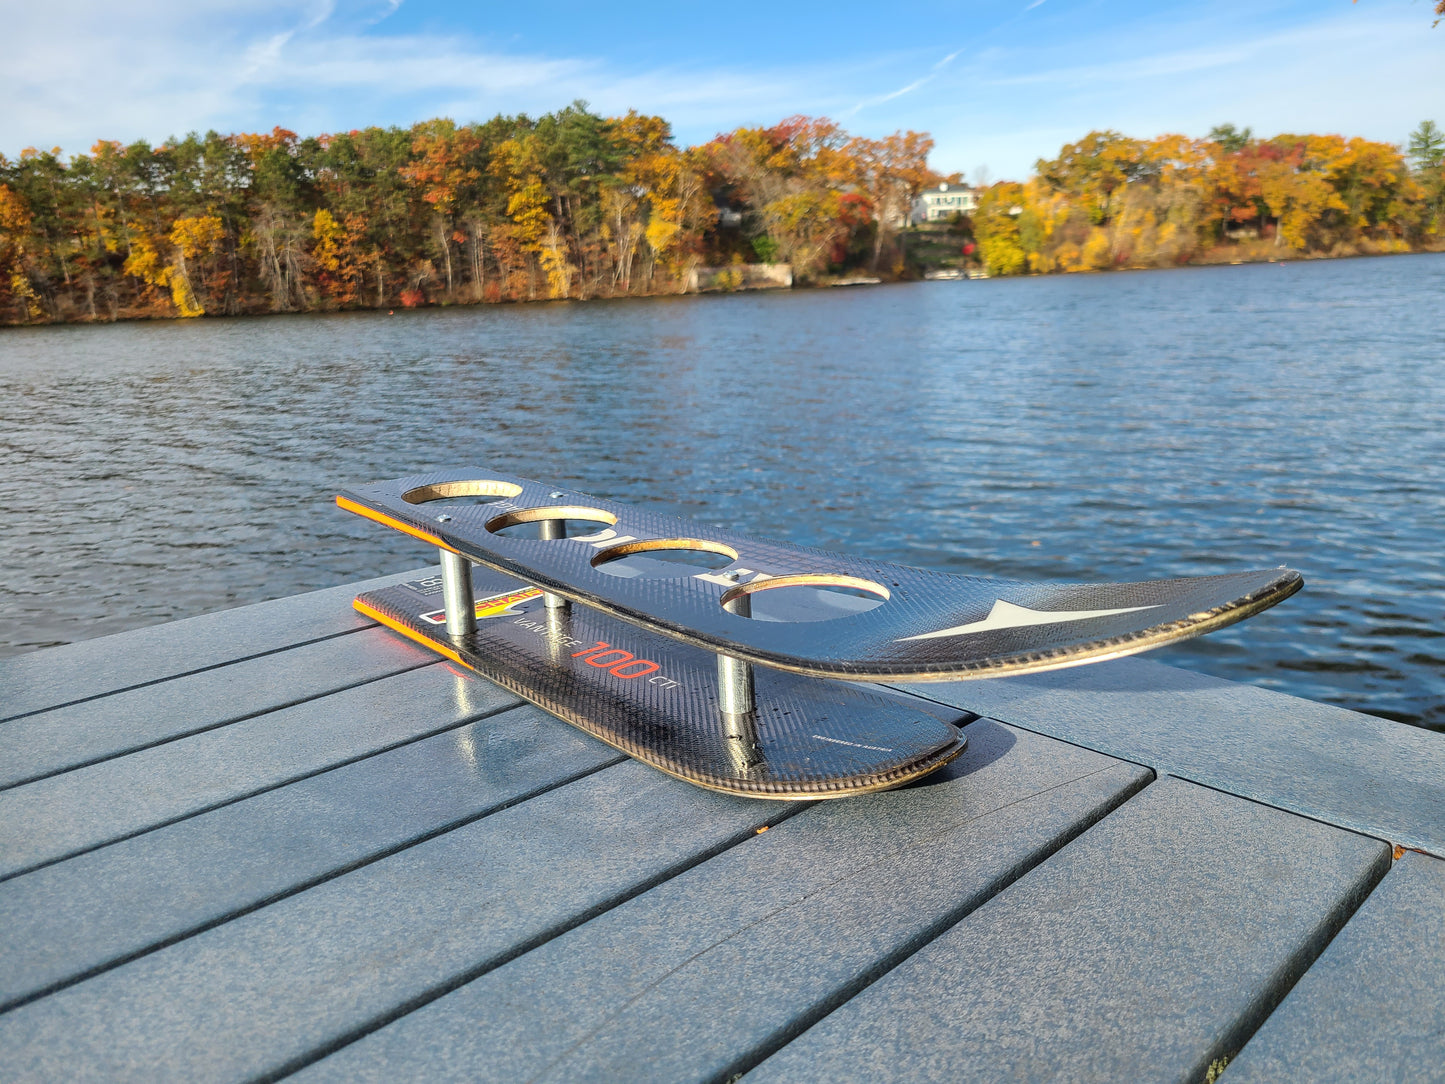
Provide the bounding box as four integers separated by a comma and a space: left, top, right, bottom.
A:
314, 126, 423, 306
974, 183, 1029, 275
402, 119, 484, 295
849, 130, 940, 272
704, 117, 859, 280
1035, 131, 1154, 225
491, 129, 555, 298
608, 113, 714, 292
0, 182, 43, 319
311, 208, 370, 303
603, 111, 666, 291
167, 213, 224, 315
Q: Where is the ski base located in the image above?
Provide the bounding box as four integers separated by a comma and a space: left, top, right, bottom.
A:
356, 569, 968, 799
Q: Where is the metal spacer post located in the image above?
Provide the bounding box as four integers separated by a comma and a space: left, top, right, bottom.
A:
538, 518, 568, 610
439, 549, 476, 637
717, 592, 755, 715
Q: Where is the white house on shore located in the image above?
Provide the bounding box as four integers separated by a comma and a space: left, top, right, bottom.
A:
913, 182, 977, 223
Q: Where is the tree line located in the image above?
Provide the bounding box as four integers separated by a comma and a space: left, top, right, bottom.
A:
973, 123, 1445, 276
1, 108, 1441, 324
0, 105, 938, 323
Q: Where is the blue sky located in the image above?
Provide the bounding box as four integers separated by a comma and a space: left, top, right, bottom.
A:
5, 0, 1442, 179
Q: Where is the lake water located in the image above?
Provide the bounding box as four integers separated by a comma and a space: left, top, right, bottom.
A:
2, 254, 1442, 729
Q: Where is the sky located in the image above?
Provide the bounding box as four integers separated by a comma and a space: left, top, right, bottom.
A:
4, 0, 1442, 179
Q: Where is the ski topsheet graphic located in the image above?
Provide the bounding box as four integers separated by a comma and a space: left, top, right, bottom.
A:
339, 469, 1301, 797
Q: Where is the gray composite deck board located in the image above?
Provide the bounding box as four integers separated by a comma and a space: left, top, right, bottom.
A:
0, 628, 437, 790
745, 776, 1391, 1084
901, 656, 1445, 857
0, 574, 1434, 1082
0, 702, 625, 1011
1226, 849, 1445, 1083
0, 662, 519, 879
0, 566, 434, 723
293, 720, 1151, 1084
1, 762, 794, 1084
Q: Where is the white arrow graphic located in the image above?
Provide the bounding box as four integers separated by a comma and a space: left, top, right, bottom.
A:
898, 599, 1161, 642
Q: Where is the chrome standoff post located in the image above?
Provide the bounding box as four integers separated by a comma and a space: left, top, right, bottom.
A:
717, 592, 756, 716
538, 518, 569, 610
439, 549, 476, 637
718, 589, 761, 769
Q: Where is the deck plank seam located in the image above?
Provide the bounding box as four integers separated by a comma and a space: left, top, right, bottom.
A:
526, 758, 1156, 1084
885, 683, 1159, 774
908, 689, 1436, 858
0, 685, 526, 885
0, 655, 439, 794
0, 624, 377, 727
699, 764, 1157, 1084
1155, 771, 1406, 856
1184, 835, 1394, 1081
258, 803, 812, 1084
0, 745, 631, 1017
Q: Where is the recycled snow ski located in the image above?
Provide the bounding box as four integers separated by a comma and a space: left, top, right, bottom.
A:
338, 469, 1301, 798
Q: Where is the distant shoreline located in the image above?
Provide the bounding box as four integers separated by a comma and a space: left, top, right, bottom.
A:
2, 248, 1445, 333
975, 239, 1445, 278
4, 114, 1440, 327
5, 245, 1444, 330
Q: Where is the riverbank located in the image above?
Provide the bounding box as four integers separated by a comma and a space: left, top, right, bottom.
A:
905, 222, 1445, 282
5, 242, 1442, 326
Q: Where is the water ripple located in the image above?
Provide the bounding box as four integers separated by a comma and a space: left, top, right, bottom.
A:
1, 255, 1441, 728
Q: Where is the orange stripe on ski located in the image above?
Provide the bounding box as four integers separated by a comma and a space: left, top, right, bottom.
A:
335, 495, 455, 551
353, 598, 465, 665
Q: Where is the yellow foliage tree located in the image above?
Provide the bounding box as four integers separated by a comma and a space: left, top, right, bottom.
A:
848, 130, 940, 272
1080, 229, 1114, 270
312, 209, 344, 272
122, 235, 162, 284
506, 178, 552, 248
169, 215, 224, 260
1259, 152, 1346, 250
703, 117, 855, 280
538, 220, 573, 299
165, 215, 223, 317
120, 218, 221, 318
310, 208, 367, 303
620, 129, 714, 291
491, 134, 571, 297
0, 183, 44, 319
975, 183, 1029, 276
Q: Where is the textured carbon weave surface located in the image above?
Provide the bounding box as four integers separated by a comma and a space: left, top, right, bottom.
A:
338, 469, 1302, 682
355, 570, 967, 798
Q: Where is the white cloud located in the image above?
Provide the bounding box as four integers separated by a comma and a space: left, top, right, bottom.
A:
0, 0, 852, 152
906, 6, 1445, 177
1, 0, 1440, 181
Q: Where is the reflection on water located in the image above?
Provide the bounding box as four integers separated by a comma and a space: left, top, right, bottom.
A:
1, 254, 1442, 729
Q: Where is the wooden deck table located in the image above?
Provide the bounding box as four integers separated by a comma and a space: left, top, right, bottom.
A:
3, 568, 1442, 1082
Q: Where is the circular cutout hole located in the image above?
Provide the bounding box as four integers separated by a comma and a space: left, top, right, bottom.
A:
402, 480, 524, 506
720, 575, 889, 623
485, 505, 618, 540
593, 538, 739, 579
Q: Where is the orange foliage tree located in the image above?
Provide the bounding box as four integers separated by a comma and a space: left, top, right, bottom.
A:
1, 110, 1438, 322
